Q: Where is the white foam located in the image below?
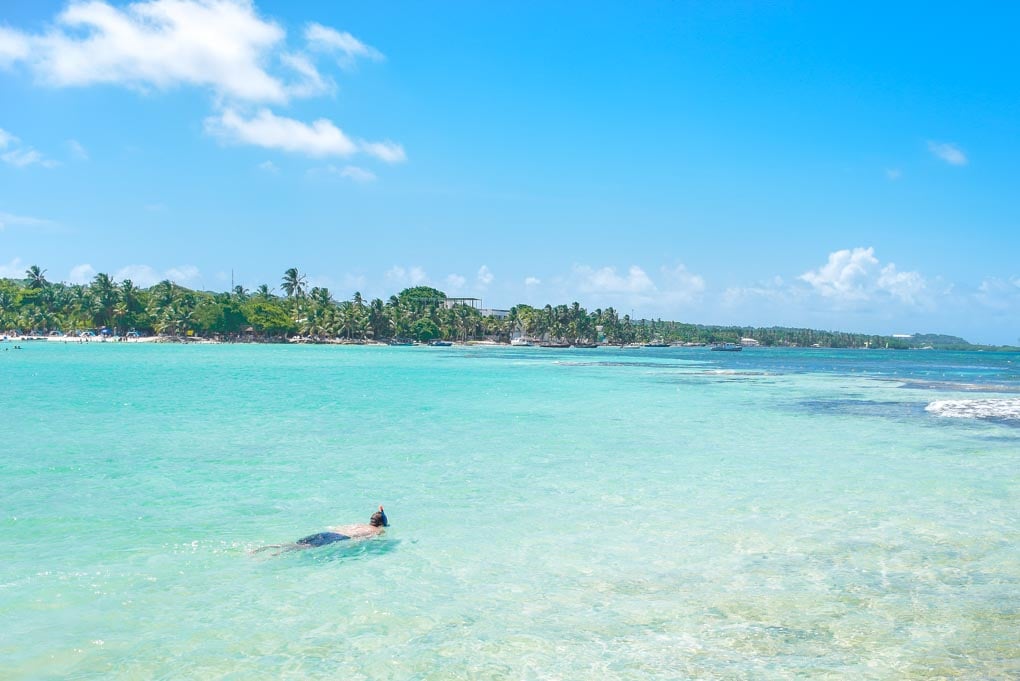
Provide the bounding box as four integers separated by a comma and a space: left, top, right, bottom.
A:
925, 398, 1020, 420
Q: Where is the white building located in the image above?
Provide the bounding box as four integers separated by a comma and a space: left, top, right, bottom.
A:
444, 297, 508, 319
444, 297, 481, 309
481, 308, 509, 319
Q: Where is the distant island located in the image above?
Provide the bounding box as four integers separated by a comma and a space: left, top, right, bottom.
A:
1, 266, 1014, 351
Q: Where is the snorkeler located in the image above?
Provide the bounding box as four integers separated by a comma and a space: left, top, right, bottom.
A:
253, 506, 388, 555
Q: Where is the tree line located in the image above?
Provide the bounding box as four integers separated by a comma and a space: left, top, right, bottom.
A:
0, 264, 970, 348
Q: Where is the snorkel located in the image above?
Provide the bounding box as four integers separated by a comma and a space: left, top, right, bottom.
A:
370, 505, 389, 527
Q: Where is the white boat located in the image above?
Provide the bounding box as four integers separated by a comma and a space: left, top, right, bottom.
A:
510, 337, 533, 347
710, 343, 742, 352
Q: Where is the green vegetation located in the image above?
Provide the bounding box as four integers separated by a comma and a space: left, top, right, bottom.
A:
0, 265, 1013, 350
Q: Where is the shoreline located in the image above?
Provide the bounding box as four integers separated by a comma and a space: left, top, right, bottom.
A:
4, 335, 1015, 352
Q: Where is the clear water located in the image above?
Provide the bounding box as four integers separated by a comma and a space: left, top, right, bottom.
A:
2, 344, 1018, 679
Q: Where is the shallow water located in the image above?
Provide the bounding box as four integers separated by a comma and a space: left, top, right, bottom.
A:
1, 344, 1018, 679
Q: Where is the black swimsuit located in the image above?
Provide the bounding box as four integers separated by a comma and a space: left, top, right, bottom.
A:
296, 531, 351, 547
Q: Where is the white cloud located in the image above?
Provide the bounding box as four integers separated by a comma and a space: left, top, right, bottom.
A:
2, 149, 40, 167
114, 265, 161, 287
385, 265, 428, 287
974, 277, 1020, 312
719, 252, 963, 336
165, 265, 200, 283
340, 165, 376, 182
2, 3, 405, 168
885, 168, 901, 180
927, 140, 967, 166
799, 247, 879, 301
280, 51, 332, 98
574, 264, 656, 295
68, 263, 96, 284
68, 139, 89, 160
0, 211, 52, 230
2, 147, 59, 168
445, 274, 467, 290
524, 276, 541, 287
207, 108, 357, 156
877, 263, 926, 305
207, 108, 405, 163
477, 265, 494, 287
360, 140, 406, 164
0, 257, 25, 278
0, 128, 58, 168
305, 22, 384, 69
0, 26, 30, 66
799, 246, 928, 307
659, 263, 705, 302
552, 262, 707, 317
257, 160, 279, 173
113, 264, 200, 287
3, 0, 290, 103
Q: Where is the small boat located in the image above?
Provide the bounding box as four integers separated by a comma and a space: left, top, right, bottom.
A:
510, 337, 533, 347
429, 340, 453, 347
539, 341, 571, 348
621, 343, 644, 349
643, 342, 669, 348
387, 339, 414, 346
571, 342, 598, 349
710, 343, 743, 352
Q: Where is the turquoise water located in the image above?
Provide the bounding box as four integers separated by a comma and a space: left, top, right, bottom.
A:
2, 343, 1018, 679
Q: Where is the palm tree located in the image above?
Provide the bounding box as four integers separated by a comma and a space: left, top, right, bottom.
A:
118, 280, 144, 331
174, 299, 196, 337
299, 313, 321, 339
0, 289, 12, 329
24, 265, 48, 289
455, 305, 477, 341
310, 287, 333, 309
63, 284, 91, 332
368, 298, 391, 339
281, 268, 307, 299
149, 280, 176, 308
112, 301, 128, 334
147, 280, 178, 335
336, 301, 355, 339
90, 272, 119, 330
350, 303, 369, 339
386, 294, 407, 338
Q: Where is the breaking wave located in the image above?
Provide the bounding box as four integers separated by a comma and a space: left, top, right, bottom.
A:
925, 398, 1020, 421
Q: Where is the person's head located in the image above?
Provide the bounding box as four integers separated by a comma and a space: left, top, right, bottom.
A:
370, 505, 389, 527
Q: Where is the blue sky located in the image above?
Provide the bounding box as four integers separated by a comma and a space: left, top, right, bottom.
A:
1, 1, 1018, 343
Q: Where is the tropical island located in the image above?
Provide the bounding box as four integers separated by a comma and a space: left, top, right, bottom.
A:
1, 265, 1012, 351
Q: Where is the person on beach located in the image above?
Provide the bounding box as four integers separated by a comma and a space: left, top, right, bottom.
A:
253, 506, 388, 555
